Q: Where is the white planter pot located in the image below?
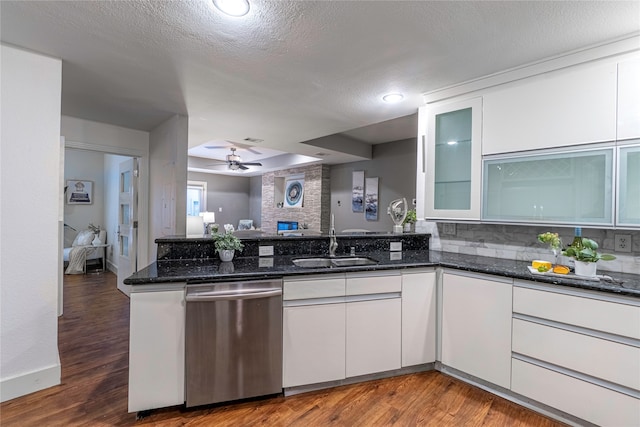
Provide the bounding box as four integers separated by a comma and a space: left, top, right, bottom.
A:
219, 249, 235, 262
574, 260, 597, 277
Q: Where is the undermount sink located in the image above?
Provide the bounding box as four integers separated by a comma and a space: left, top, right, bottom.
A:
292, 258, 333, 268
292, 257, 378, 268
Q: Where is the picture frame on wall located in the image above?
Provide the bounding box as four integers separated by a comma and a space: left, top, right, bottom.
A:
352, 170, 364, 212
284, 178, 304, 208
66, 180, 93, 204
365, 177, 378, 221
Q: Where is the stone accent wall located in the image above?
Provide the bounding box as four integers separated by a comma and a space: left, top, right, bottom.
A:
420, 221, 640, 275
261, 164, 331, 234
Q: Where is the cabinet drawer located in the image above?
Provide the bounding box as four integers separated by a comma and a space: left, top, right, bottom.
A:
283, 275, 345, 300
512, 359, 639, 427
513, 319, 640, 390
513, 286, 640, 339
346, 272, 401, 295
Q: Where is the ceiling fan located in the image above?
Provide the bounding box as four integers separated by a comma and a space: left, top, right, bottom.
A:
208, 147, 262, 170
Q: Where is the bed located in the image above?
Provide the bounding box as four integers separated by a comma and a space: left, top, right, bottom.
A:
63, 225, 107, 274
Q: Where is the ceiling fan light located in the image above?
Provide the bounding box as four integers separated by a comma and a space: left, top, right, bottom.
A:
212, 0, 250, 17
382, 93, 404, 103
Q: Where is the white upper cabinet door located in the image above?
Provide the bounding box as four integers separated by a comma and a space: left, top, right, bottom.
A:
617, 56, 640, 141
617, 144, 640, 227
483, 62, 617, 154
424, 97, 482, 220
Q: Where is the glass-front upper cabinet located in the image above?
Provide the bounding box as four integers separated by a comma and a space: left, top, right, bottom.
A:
425, 97, 482, 220
617, 143, 640, 226
482, 146, 614, 225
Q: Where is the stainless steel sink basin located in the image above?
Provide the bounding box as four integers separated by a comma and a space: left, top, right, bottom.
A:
292, 257, 378, 268
292, 258, 333, 268
330, 257, 378, 267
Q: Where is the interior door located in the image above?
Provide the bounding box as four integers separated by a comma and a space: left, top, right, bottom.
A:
117, 158, 138, 296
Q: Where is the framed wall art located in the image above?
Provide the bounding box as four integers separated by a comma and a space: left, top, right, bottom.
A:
365, 177, 378, 221
66, 180, 93, 205
284, 178, 304, 208
352, 170, 364, 212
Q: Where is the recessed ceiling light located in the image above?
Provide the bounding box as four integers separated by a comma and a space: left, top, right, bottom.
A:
212, 0, 250, 17
382, 93, 404, 103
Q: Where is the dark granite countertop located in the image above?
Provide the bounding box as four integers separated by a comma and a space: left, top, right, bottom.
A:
124, 250, 640, 298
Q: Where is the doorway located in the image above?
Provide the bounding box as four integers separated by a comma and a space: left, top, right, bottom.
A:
62, 144, 147, 304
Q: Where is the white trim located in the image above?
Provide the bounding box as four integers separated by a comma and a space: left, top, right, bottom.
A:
65, 139, 145, 157
423, 35, 640, 105
0, 363, 61, 402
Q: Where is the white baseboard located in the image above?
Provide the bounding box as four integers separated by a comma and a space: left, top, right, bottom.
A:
0, 363, 61, 402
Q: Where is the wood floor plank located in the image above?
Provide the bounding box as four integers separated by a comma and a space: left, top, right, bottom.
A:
1, 272, 567, 426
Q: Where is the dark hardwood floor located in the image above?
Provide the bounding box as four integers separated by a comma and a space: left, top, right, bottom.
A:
1, 272, 565, 426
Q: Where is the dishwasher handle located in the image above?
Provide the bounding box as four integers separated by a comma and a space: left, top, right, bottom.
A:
186, 287, 282, 302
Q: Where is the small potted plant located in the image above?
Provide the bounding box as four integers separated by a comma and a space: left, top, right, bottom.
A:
537, 231, 562, 265
403, 209, 417, 232
562, 237, 615, 277
213, 231, 244, 262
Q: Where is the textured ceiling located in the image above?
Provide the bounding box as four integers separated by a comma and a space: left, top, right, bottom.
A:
2, 0, 639, 171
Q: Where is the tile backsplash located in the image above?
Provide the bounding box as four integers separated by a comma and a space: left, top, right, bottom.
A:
420, 221, 640, 275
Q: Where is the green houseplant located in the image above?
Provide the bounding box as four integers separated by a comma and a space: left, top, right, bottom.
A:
213, 231, 244, 262
403, 209, 417, 232
562, 237, 615, 277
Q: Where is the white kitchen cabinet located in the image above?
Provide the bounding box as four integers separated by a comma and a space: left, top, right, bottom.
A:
617, 143, 640, 227
346, 298, 401, 377
283, 272, 403, 388
617, 56, 640, 141
128, 287, 185, 412
345, 271, 402, 378
511, 281, 640, 426
283, 303, 346, 387
482, 146, 614, 225
401, 269, 436, 367
512, 318, 640, 391
283, 274, 346, 388
423, 97, 482, 220
512, 359, 639, 427
483, 61, 617, 154
441, 271, 512, 389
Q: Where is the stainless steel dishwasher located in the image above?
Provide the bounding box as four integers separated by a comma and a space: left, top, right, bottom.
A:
185, 279, 283, 407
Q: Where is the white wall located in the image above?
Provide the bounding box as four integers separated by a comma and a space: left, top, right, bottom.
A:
64, 149, 105, 232
1, 45, 62, 402
149, 115, 188, 260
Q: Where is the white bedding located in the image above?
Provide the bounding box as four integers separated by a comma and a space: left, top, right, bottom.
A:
63, 246, 103, 262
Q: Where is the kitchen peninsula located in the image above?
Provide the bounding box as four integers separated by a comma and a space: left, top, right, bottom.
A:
125, 233, 640, 427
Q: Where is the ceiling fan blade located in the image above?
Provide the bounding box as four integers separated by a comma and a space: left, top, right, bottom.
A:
239, 164, 249, 170
240, 162, 262, 166
205, 159, 227, 165
204, 145, 227, 149
225, 140, 262, 155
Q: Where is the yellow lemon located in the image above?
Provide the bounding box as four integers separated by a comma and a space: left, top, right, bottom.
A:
532, 260, 552, 271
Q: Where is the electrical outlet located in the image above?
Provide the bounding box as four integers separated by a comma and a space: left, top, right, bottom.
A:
442, 223, 456, 235
614, 234, 632, 253
259, 245, 274, 256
